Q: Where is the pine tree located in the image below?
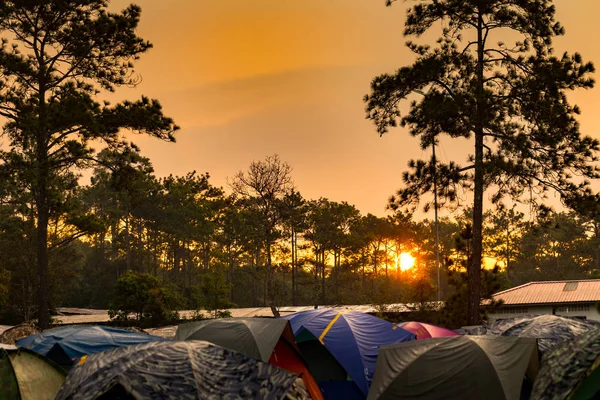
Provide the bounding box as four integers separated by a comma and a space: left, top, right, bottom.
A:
0, 1, 178, 328
365, 0, 598, 324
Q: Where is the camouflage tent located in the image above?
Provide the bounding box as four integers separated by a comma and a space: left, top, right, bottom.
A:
486, 315, 595, 354
531, 328, 600, 400
56, 340, 310, 400
0, 325, 39, 345
0, 344, 66, 400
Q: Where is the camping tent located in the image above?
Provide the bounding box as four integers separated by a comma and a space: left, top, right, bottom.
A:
176, 318, 323, 399
531, 327, 600, 400
0, 344, 66, 400
16, 325, 169, 368
367, 336, 539, 400
487, 315, 595, 354
396, 321, 459, 339
283, 309, 415, 398
56, 341, 310, 400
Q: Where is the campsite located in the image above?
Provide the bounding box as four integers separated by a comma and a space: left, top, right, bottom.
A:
1, 0, 600, 398
1, 310, 600, 399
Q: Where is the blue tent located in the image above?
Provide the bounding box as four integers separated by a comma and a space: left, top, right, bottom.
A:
17, 325, 170, 367
282, 309, 415, 398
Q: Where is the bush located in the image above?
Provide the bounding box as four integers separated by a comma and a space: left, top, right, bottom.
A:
108, 271, 184, 327
201, 271, 235, 318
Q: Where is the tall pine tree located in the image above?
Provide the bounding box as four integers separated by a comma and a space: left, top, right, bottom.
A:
365, 0, 598, 324
0, 1, 178, 328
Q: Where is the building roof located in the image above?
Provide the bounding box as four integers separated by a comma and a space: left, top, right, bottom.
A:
493, 280, 600, 305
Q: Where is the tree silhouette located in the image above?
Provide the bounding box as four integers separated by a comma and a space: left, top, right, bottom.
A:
366, 0, 598, 324
230, 155, 294, 316
0, 1, 178, 328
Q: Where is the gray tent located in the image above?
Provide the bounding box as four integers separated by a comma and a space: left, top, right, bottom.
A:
367, 336, 539, 400
176, 318, 323, 400
176, 318, 292, 361
56, 341, 310, 400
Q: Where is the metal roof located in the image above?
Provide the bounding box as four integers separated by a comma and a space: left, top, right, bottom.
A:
493, 280, 600, 305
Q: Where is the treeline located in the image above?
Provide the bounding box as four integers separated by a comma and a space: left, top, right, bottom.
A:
1, 153, 599, 324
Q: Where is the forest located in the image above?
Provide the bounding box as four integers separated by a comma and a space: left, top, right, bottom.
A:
1, 0, 600, 329
1, 153, 599, 325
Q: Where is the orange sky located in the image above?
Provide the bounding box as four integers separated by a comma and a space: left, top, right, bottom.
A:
107, 0, 600, 218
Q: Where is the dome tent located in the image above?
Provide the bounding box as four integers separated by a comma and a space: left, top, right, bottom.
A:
56, 340, 310, 400
367, 336, 539, 400
283, 309, 415, 399
531, 327, 600, 400
486, 315, 595, 354
0, 344, 65, 400
176, 318, 323, 399
396, 321, 459, 340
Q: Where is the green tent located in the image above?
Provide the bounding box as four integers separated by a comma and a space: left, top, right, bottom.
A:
176, 318, 291, 361
367, 336, 539, 400
531, 327, 600, 400
0, 344, 66, 400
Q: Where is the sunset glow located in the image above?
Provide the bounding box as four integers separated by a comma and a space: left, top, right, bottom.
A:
399, 253, 416, 272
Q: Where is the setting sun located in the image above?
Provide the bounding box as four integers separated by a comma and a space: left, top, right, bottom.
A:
399, 253, 416, 272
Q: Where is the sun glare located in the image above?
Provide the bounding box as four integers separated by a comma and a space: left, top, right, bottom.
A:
399, 253, 416, 272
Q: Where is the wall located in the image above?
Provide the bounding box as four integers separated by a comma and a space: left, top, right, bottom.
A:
489, 303, 600, 322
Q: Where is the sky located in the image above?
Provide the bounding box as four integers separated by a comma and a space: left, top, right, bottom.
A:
106, 0, 600, 218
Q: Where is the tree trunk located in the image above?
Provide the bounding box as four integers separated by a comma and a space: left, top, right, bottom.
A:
321, 249, 326, 304
266, 231, 280, 317
125, 214, 131, 271
469, 9, 485, 326
314, 248, 320, 308
506, 223, 510, 272
291, 229, 297, 306
36, 177, 50, 329
36, 68, 50, 329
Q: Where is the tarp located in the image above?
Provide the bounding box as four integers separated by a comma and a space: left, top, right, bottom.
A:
56, 340, 310, 400
176, 318, 323, 400
16, 325, 169, 367
0, 345, 65, 400
486, 315, 595, 354
531, 327, 600, 400
396, 321, 459, 339
283, 309, 415, 397
367, 336, 539, 400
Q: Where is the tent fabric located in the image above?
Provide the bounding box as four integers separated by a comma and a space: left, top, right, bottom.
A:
270, 339, 324, 400
16, 325, 169, 366
176, 318, 289, 362
176, 318, 323, 400
318, 382, 365, 400
0, 346, 65, 400
283, 309, 415, 397
296, 338, 348, 382
367, 336, 538, 400
530, 327, 600, 400
396, 322, 459, 340
486, 315, 595, 354
56, 340, 310, 400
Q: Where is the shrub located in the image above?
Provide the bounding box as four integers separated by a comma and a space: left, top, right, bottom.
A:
108, 271, 183, 327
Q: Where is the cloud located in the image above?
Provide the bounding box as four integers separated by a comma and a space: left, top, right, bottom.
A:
158, 65, 371, 129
